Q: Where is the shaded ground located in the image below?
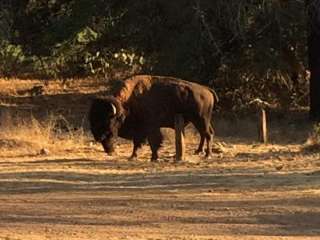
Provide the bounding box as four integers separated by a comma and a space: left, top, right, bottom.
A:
0, 78, 320, 239
1, 140, 320, 240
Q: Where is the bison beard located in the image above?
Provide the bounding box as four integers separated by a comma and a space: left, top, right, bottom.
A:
89, 75, 218, 161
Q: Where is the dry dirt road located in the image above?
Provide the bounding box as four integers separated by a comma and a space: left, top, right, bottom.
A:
1, 140, 320, 240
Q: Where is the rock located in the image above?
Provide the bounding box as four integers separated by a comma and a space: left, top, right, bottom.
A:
40, 148, 50, 155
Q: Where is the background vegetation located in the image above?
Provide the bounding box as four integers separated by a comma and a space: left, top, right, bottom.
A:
0, 0, 311, 110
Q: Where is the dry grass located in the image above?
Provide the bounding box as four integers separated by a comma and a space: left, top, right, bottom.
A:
0, 110, 90, 157
0, 77, 108, 97
0, 78, 41, 96
0, 77, 105, 158
302, 123, 320, 153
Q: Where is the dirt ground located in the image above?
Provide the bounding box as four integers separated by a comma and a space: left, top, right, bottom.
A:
0, 78, 320, 240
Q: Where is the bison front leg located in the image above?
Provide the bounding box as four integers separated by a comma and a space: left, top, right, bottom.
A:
147, 129, 163, 162
129, 137, 144, 161
128, 143, 139, 161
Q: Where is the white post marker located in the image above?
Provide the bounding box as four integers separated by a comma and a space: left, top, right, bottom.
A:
175, 114, 185, 161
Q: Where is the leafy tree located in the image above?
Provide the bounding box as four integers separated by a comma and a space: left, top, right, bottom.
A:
0, 0, 311, 110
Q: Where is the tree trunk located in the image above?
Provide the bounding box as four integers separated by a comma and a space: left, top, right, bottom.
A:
307, 0, 320, 120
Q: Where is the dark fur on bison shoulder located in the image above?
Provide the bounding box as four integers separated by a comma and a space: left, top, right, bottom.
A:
89, 75, 218, 161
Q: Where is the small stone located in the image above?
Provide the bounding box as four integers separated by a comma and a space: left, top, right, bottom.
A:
275, 165, 284, 171
40, 148, 50, 155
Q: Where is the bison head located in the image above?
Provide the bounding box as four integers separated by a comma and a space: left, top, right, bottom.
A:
89, 97, 125, 155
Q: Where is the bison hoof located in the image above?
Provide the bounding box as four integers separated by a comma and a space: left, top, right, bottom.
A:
194, 149, 203, 155
205, 150, 212, 158
106, 151, 116, 157
128, 156, 137, 161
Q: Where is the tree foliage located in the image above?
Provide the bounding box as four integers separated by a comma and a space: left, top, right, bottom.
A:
0, 0, 310, 109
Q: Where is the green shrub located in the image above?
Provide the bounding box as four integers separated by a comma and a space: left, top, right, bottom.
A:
0, 41, 26, 77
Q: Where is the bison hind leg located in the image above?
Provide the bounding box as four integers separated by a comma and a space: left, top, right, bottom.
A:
194, 136, 205, 155
204, 133, 212, 157
192, 119, 213, 158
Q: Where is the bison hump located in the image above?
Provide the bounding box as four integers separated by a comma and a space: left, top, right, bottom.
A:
114, 75, 153, 103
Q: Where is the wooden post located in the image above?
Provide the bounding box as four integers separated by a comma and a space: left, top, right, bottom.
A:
258, 108, 268, 143
175, 114, 185, 162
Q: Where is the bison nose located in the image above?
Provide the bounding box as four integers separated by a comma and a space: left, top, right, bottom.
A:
101, 138, 115, 155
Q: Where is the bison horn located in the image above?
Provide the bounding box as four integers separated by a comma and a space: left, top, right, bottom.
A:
111, 103, 117, 115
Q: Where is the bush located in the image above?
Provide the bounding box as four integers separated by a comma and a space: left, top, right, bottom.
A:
0, 41, 27, 77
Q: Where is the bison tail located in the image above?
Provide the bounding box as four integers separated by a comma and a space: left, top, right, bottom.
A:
209, 88, 219, 104
209, 122, 215, 136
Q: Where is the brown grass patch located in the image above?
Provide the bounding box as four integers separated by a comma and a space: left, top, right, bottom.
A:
0, 77, 108, 97
301, 123, 320, 153
0, 78, 41, 96
0, 110, 90, 157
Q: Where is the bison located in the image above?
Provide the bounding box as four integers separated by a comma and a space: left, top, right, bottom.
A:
89, 75, 218, 161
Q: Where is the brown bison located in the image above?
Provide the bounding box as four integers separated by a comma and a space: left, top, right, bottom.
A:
89, 75, 218, 161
